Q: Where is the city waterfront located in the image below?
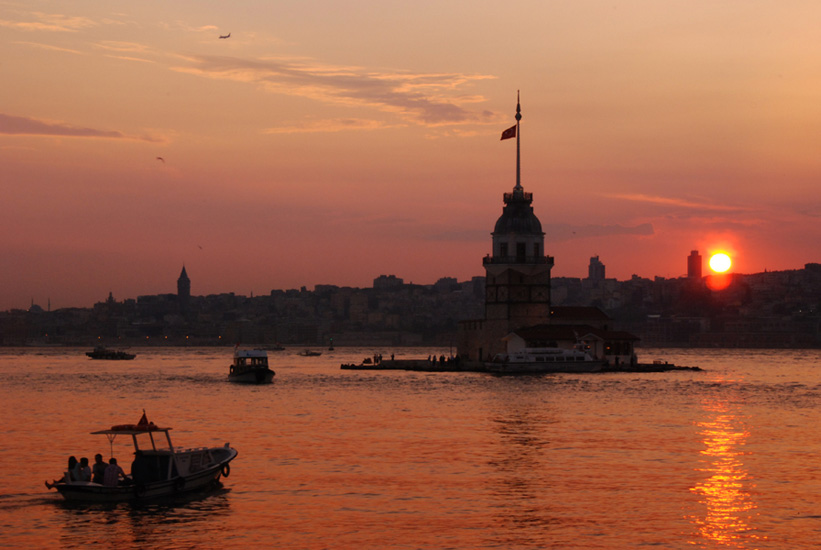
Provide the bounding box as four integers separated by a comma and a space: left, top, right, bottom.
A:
2, 346, 820, 549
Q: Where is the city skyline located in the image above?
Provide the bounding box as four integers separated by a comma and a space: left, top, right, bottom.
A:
3, 1, 821, 311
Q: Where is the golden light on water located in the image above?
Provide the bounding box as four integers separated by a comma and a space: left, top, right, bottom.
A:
690, 399, 763, 547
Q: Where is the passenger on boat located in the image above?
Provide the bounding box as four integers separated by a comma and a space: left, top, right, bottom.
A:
103, 457, 128, 486
45, 456, 77, 489
74, 457, 91, 482
91, 454, 107, 484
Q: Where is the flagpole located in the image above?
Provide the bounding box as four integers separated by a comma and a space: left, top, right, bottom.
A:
515, 91, 521, 190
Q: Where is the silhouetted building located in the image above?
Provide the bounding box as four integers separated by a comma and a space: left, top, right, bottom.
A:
588, 255, 605, 282
458, 97, 554, 360
688, 250, 703, 279
373, 274, 404, 290
457, 97, 639, 364
177, 266, 191, 313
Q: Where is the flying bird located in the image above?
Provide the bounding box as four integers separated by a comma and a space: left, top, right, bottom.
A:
156, 157, 165, 163
219, 33, 231, 39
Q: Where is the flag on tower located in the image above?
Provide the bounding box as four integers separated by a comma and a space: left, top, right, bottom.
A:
500, 125, 516, 140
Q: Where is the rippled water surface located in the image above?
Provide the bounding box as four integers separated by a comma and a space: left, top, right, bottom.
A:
2, 347, 821, 549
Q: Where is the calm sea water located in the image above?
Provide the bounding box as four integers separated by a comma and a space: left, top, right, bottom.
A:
1, 346, 820, 549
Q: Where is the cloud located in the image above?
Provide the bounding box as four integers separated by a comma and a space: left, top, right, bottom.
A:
423, 223, 654, 244
173, 55, 496, 126
0, 12, 96, 32
606, 192, 748, 212
0, 113, 160, 141
545, 223, 655, 242
12, 41, 83, 55
262, 118, 400, 134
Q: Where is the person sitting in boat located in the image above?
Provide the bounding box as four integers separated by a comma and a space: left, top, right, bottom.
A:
103, 457, 129, 486
45, 456, 78, 488
91, 453, 107, 484
75, 457, 91, 482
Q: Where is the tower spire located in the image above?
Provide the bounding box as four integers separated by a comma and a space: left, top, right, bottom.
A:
515, 91, 522, 191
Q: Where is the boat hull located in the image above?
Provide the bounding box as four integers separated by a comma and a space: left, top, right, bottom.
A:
54, 448, 237, 503
228, 369, 275, 384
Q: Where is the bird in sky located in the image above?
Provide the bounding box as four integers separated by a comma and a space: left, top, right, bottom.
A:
219, 33, 231, 39
156, 157, 165, 163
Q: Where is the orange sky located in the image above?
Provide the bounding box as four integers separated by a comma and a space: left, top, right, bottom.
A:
2, 1, 820, 311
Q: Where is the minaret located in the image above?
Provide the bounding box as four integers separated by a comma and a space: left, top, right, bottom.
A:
177, 266, 191, 313
483, 94, 554, 339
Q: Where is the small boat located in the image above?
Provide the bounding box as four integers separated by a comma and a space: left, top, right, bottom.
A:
86, 346, 136, 360
298, 349, 322, 357
46, 412, 237, 503
229, 348, 275, 384
486, 346, 605, 374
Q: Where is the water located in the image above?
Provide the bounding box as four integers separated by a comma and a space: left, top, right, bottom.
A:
1, 346, 820, 549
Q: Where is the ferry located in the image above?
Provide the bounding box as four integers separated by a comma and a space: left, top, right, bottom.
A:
229, 348, 275, 384
45, 412, 237, 502
487, 347, 605, 374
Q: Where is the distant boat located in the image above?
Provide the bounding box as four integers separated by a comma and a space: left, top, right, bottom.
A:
298, 350, 322, 357
265, 344, 286, 351
86, 346, 136, 360
229, 348, 275, 384
486, 347, 604, 374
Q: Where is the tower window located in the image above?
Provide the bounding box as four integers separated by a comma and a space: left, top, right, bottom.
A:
516, 242, 526, 261
499, 243, 508, 258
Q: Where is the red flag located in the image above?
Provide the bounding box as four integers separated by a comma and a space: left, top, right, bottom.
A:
500, 125, 516, 140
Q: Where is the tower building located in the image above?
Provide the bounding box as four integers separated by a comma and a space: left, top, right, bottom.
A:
457, 95, 639, 367
458, 95, 554, 359
588, 255, 605, 282
687, 250, 703, 279
177, 265, 191, 313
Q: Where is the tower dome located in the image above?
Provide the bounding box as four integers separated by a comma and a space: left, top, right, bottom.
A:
493, 188, 543, 236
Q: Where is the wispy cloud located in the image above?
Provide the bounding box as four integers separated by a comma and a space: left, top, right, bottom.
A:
12, 40, 83, 55
173, 55, 496, 126
0, 113, 159, 142
262, 118, 400, 134
545, 223, 655, 242
0, 12, 96, 32
423, 223, 654, 243
606, 192, 748, 212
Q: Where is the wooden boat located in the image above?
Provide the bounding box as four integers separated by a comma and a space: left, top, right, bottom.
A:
46, 412, 237, 502
86, 346, 136, 360
298, 349, 322, 357
229, 348, 275, 384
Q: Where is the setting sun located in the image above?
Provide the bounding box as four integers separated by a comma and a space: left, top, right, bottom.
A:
709, 253, 732, 273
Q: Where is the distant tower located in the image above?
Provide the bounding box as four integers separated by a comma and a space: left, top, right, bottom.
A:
588, 255, 605, 282
177, 266, 191, 312
687, 250, 703, 279
483, 93, 554, 335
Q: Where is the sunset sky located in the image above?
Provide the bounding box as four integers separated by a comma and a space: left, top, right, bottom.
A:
2, 1, 820, 311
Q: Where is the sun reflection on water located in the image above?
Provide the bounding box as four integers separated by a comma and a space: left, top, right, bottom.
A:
689, 397, 763, 548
